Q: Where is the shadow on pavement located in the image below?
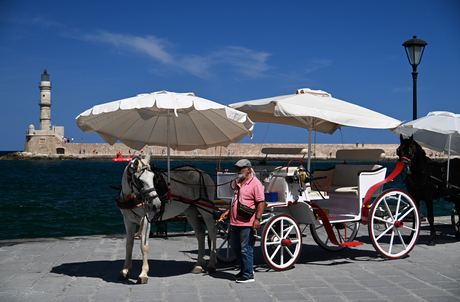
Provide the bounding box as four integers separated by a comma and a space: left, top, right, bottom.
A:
51, 223, 459, 283
51, 258, 202, 284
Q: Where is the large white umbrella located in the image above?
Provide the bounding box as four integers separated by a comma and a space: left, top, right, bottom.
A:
229, 88, 402, 170
76, 90, 254, 191
393, 111, 460, 183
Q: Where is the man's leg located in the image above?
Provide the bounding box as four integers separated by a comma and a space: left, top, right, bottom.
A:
231, 226, 243, 267
239, 226, 255, 279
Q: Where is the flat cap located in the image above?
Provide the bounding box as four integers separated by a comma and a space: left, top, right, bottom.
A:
234, 159, 252, 168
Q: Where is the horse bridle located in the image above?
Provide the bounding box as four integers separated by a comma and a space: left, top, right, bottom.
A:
397, 142, 416, 163
127, 158, 160, 204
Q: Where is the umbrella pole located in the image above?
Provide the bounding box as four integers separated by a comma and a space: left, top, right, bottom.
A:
447, 134, 452, 186
167, 115, 171, 202
307, 129, 312, 172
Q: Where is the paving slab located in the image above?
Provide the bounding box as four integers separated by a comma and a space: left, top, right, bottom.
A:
0, 217, 459, 302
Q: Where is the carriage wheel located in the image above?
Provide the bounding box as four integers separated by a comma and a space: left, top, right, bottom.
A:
208, 220, 236, 263
310, 220, 360, 251
261, 214, 302, 271
368, 189, 420, 259
452, 204, 459, 233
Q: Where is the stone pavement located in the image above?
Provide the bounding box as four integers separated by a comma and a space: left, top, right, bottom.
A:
1, 217, 459, 302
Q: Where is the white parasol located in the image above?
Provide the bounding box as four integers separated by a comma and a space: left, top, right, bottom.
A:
76, 90, 254, 193
229, 88, 402, 170
393, 111, 460, 183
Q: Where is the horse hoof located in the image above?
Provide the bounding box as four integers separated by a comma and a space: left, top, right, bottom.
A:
427, 240, 437, 246
117, 272, 129, 280
137, 277, 148, 284
206, 267, 216, 274
191, 266, 203, 274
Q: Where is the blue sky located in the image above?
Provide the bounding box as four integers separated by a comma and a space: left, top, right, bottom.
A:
1, 0, 459, 151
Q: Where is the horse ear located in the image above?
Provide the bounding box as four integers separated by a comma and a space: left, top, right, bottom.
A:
131, 158, 139, 170
144, 153, 151, 167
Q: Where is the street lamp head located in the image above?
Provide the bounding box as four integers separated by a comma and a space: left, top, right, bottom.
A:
403, 35, 428, 67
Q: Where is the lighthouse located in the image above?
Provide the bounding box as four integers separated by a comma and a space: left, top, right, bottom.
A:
24, 69, 64, 154
39, 69, 52, 130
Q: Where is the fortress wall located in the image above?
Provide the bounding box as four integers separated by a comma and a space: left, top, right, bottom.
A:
16, 139, 451, 161
37, 141, 406, 159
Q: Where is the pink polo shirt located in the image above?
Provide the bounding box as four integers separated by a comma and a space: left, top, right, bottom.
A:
230, 175, 265, 227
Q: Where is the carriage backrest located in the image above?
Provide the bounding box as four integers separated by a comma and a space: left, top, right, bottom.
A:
331, 149, 385, 187
332, 164, 383, 187
336, 149, 385, 162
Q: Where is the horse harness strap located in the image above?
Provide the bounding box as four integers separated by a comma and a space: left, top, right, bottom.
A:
153, 165, 216, 217
116, 191, 144, 210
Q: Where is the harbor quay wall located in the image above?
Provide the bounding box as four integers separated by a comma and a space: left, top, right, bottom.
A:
9, 140, 451, 161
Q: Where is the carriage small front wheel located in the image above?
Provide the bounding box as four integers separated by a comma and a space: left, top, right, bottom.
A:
368, 189, 420, 259
261, 214, 302, 270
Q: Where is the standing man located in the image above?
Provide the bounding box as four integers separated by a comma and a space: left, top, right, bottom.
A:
220, 159, 265, 283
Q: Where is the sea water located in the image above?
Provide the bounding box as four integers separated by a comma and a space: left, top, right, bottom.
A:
0, 158, 454, 240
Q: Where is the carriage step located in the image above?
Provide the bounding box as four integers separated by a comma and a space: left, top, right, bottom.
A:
339, 241, 364, 247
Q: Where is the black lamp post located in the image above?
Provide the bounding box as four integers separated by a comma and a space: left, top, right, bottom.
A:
403, 35, 427, 120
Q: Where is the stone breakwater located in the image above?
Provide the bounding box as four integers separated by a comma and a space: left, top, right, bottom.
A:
3, 143, 451, 161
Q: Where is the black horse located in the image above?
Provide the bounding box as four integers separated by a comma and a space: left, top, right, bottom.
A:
397, 135, 460, 245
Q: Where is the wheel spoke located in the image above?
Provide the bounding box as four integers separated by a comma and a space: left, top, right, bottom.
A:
401, 225, 417, 232
269, 225, 281, 241
217, 239, 228, 250
269, 245, 281, 261
394, 228, 408, 250
373, 216, 390, 223
375, 225, 394, 242
397, 207, 414, 221
335, 228, 344, 243
283, 225, 294, 239
388, 229, 395, 254
382, 197, 395, 221
394, 194, 401, 220
283, 246, 295, 258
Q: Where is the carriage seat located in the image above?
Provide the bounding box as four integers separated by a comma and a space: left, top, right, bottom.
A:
312, 149, 386, 197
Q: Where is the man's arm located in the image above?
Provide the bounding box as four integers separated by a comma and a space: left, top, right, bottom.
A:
253, 201, 265, 230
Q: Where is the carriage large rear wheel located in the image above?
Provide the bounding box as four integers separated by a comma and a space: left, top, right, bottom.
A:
208, 220, 236, 262
368, 189, 420, 259
310, 220, 360, 251
261, 214, 302, 271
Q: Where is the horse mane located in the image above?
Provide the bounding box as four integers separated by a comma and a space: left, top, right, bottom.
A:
412, 138, 427, 158
149, 165, 168, 196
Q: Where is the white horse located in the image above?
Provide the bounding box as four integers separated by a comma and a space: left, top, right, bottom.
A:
117, 154, 217, 284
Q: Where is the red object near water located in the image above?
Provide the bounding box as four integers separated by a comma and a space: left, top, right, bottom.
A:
111, 153, 132, 162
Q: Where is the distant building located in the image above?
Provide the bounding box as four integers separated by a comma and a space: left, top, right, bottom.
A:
24, 69, 65, 154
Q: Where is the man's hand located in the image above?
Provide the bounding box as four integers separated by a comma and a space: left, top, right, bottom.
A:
219, 210, 229, 222
253, 219, 261, 230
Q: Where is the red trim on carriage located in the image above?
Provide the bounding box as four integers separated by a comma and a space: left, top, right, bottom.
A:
361, 161, 405, 225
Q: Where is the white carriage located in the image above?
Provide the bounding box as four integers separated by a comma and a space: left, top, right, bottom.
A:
216, 148, 421, 270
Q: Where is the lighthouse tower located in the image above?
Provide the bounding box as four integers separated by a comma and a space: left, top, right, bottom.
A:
39, 69, 52, 130
24, 69, 64, 154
